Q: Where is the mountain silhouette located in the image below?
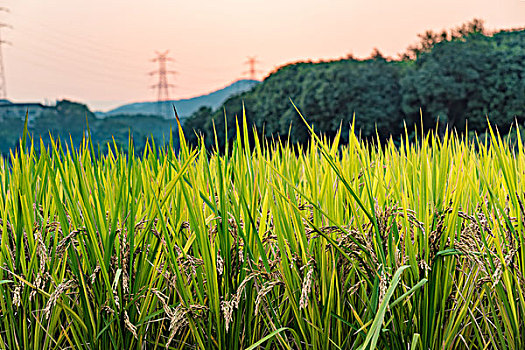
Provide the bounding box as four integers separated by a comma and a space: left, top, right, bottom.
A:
98, 79, 259, 118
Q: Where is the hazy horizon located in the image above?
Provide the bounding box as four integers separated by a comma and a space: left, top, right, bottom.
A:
2, 0, 524, 111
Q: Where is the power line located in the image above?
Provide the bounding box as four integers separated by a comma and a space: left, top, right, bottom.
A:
14, 28, 146, 74
9, 49, 146, 87
9, 45, 147, 85
9, 11, 140, 57
150, 50, 176, 117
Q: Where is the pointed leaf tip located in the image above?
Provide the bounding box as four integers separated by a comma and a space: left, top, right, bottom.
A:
172, 104, 181, 126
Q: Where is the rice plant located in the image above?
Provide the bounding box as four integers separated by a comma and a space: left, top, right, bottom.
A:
0, 112, 524, 349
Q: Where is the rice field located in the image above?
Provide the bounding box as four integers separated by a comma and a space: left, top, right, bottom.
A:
1, 113, 524, 349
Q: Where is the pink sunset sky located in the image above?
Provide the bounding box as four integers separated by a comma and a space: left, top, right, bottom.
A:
2, 0, 524, 111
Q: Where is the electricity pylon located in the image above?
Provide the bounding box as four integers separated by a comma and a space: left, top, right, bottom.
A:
150, 50, 176, 117
243, 56, 261, 81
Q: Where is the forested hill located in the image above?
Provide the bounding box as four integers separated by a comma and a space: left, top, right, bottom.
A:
0, 80, 260, 155
183, 21, 525, 148
0, 100, 178, 155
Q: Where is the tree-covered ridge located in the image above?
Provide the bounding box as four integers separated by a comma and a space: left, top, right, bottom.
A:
183, 20, 525, 148
0, 100, 178, 155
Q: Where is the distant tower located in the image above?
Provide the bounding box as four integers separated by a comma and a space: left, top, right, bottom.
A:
0, 7, 11, 99
150, 50, 176, 117
243, 56, 261, 81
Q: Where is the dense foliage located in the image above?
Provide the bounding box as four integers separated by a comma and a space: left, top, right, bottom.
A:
0, 100, 178, 155
1, 120, 525, 349
183, 20, 525, 147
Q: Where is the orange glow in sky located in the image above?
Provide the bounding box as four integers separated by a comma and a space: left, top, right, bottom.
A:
3, 0, 524, 110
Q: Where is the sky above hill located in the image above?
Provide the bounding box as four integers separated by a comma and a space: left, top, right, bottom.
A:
2, 0, 524, 111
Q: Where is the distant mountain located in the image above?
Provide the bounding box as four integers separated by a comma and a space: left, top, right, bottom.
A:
98, 79, 260, 118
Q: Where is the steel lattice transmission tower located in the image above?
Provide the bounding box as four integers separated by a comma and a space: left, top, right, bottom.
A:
243, 56, 261, 80
0, 7, 11, 99
150, 50, 176, 117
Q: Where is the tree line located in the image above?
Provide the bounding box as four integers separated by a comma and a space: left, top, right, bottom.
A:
0, 100, 178, 156
183, 20, 525, 148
